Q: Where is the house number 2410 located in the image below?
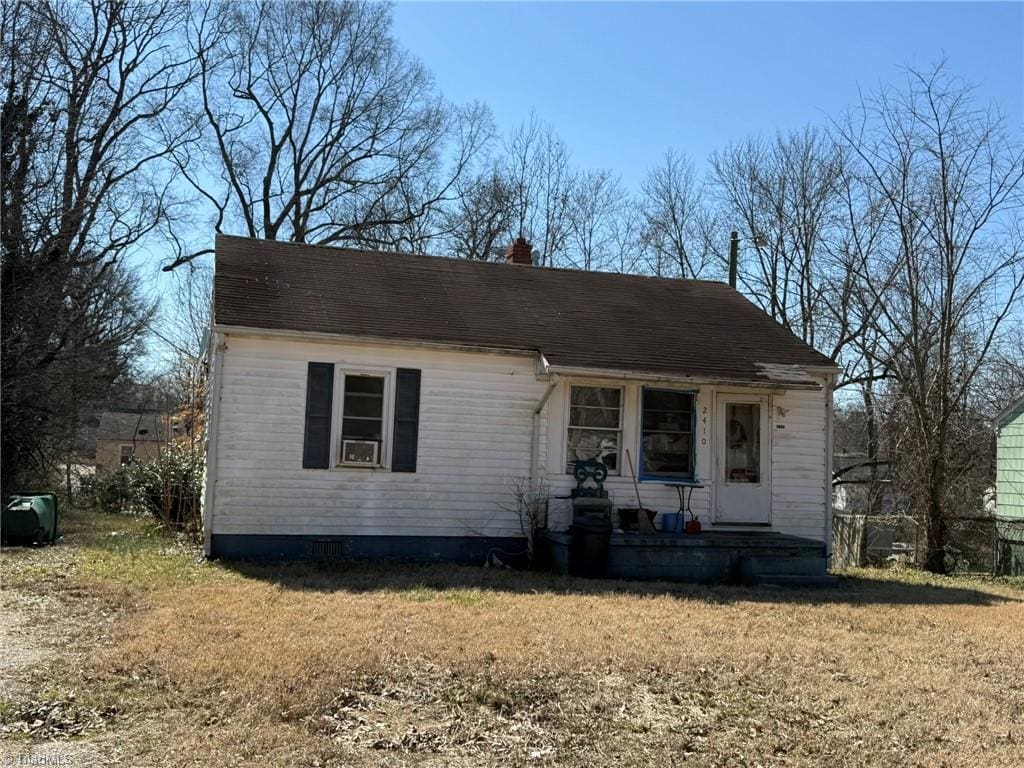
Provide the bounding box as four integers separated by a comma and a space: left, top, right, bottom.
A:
701, 406, 708, 445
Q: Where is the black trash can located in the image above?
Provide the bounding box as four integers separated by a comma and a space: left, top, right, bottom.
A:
569, 513, 613, 578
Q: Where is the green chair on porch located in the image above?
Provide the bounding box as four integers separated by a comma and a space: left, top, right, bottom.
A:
571, 458, 613, 519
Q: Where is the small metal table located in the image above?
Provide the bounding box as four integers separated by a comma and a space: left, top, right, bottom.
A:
661, 482, 705, 521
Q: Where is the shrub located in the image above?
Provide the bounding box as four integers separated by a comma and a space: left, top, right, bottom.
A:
129, 443, 204, 534
80, 469, 136, 516
81, 444, 204, 535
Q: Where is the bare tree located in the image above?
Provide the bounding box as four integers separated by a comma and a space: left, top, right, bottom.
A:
606, 203, 646, 275
164, 0, 490, 268
565, 169, 627, 272
711, 129, 845, 343
640, 149, 720, 278
2, 0, 188, 490
836, 64, 1024, 572
504, 115, 576, 267
976, 330, 1024, 414
443, 163, 515, 261
824, 161, 906, 511
149, 267, 212, 450
447, 123, 624, 270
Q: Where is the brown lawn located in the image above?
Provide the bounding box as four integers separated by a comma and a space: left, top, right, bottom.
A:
2, 509, 1022, 767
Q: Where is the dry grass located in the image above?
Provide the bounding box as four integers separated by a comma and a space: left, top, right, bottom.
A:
2, 510, 1023, 767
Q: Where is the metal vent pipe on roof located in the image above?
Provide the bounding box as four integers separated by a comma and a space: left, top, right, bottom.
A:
728, 231, 739, 288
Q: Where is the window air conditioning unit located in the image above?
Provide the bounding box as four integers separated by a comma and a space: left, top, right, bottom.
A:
342, 439, 379, 465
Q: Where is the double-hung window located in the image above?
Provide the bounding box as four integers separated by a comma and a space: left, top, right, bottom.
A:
566, 386, 622, 473
339, 372, 388, 465
304, 362, 420, 471
639, 388, 695, 480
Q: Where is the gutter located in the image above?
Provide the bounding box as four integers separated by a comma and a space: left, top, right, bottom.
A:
803, 363, 844, 374
530, 372, 560, 494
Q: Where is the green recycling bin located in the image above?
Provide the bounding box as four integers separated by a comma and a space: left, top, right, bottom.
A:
2, 492, 58, 545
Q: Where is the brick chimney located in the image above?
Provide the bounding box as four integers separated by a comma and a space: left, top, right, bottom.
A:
505, 236, 533, 266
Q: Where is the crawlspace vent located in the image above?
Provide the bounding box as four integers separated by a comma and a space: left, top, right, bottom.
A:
310, 539, 346, 559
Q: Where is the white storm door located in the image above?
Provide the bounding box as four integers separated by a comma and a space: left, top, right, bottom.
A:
714, 394, 770, 525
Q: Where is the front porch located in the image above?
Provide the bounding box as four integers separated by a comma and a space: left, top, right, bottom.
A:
542, 529, 834, 586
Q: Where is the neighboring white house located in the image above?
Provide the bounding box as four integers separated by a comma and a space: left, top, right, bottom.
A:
203, 234, 838, 562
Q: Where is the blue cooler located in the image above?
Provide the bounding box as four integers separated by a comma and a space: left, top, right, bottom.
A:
660, 512, 683, 534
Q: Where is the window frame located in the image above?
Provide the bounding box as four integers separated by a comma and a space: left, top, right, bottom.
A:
638, 386, 697, 483
564, 384, 624, 475
119, 444, 135, 466
331, 365, 394, 469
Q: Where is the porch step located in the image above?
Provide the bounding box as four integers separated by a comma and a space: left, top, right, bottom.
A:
748, 573, 840, 588
739, 555, 828, 579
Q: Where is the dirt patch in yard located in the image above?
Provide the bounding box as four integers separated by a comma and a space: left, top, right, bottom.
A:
0, 514, 164, 766
0, 589, 59, 700
0, 587, 117, 767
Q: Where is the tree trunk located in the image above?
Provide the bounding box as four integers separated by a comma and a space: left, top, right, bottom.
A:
923, 457, 948, 573
862, 379, 881, 516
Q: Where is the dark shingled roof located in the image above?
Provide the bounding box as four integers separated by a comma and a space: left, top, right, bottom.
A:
97, 412, 169, 443
214, 234, 836, 385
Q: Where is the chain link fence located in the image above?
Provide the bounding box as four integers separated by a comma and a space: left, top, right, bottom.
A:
995, 518, 1024, 576
832, 513, 1019, 575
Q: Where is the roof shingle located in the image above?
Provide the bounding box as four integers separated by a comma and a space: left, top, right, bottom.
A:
213, 234, 836, 385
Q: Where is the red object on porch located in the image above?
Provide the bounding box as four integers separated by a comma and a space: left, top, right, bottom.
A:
673, 485, 704, 534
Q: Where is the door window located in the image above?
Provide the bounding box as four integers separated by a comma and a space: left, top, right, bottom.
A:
724, 403, 760, 484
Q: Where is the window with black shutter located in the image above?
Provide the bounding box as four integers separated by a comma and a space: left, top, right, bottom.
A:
302, 363, 421, 471
391, 368, 421, 472
302, 362, 334, 468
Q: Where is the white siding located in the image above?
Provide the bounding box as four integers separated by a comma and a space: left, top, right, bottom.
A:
211, 334, 548, 538
210, 333, 829, 544
770, 385, 829, 541
544, 378, 829, 542
544, 382, 715, 530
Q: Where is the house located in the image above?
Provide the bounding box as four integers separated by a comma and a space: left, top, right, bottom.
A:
995, 395, 1024, 575
203, 234, 839, 582
94, 412, 174, 472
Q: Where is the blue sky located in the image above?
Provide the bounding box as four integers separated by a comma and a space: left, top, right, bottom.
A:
146, 0, 1023, 358
391, 1, 1024, 187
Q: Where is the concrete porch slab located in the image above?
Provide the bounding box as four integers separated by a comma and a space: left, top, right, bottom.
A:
543, 530, 828, 585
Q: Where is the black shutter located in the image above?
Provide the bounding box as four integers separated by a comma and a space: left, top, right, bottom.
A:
302, 362, 334, 468
391, 368, 421, 472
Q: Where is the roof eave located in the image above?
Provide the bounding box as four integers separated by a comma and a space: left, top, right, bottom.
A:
802, 363, 843, 374
211, 323, 540, 359
995, 394, 1024, 427
542, 363, 824, 390
214, 324, 829, 389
